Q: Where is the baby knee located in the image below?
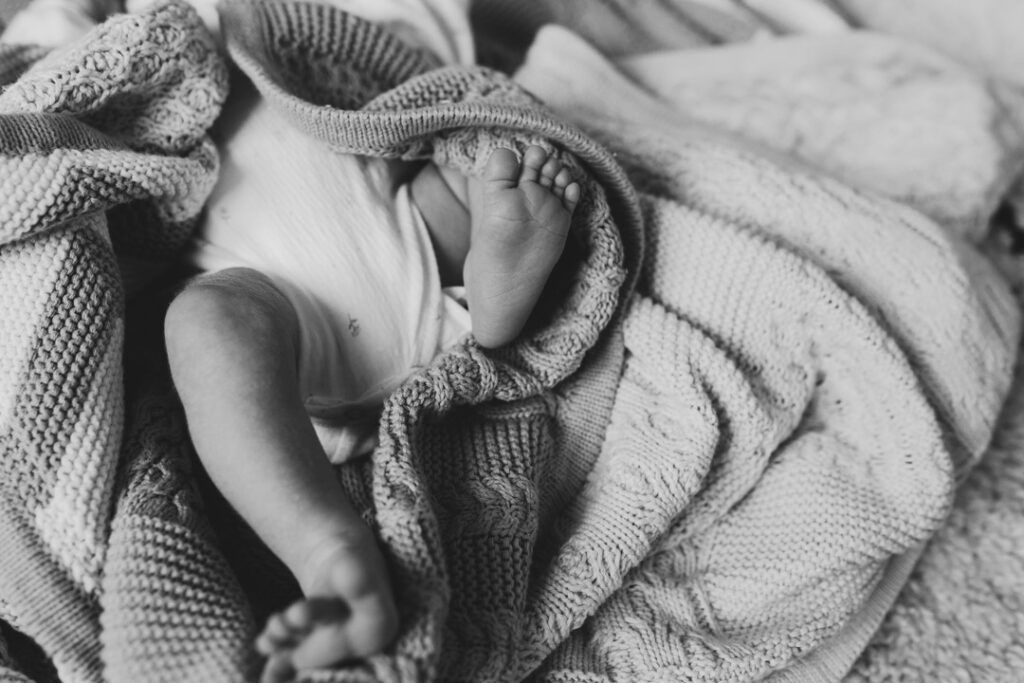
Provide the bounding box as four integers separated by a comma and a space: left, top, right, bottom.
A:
164, 268, 297, 356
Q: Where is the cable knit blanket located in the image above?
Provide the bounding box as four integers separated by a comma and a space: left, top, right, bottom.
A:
0, 1, 1021, 682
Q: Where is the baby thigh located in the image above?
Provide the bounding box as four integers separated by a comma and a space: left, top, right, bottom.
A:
165, 267, 301, 409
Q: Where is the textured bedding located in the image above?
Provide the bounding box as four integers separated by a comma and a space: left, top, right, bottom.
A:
500, 2, 1024, 679
1, 0, 1023, 681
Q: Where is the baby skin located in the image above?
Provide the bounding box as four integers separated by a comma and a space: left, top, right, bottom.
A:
164, 145, 579, 683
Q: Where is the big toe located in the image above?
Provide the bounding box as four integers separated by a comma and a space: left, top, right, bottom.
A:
260, 654, 296, 683
482, 147, 521, 187
255, 603, 315, 655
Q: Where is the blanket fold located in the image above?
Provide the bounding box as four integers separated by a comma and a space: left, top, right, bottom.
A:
0, 1, 1020, 682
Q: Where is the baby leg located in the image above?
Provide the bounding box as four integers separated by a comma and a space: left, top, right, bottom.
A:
464, 145, 581, 348
164, 268, 398, 683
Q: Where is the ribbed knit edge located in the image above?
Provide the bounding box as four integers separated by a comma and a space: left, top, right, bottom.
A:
0, 113, 128, 154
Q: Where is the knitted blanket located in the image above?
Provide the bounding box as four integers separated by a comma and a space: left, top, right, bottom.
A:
0, 2, 1019, 682
498, 3, 1024, 678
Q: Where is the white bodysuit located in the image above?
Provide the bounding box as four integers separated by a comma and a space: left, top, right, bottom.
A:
191, 0, 474, 461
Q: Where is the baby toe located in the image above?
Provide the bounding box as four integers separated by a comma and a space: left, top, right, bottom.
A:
256, 614, 301, 654
539, 157, 560, 188
281, 601, 318, 632
564, 182, 581, 211
484, 147, 522, 187
519, 145, 547, 184
260, 654, 296, 683
553, 168, 573, 195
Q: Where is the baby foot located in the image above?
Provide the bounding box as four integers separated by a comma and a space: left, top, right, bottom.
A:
464, 145, 581, 348
255, 532, 398, 683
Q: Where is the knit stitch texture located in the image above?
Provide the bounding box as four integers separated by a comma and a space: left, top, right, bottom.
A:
0, 1, 1018, 682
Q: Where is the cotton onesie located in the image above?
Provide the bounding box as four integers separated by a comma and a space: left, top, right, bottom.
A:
190, 0, 475, 461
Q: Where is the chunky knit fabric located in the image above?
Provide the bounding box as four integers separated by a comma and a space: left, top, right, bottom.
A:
0, 1, 1019, 682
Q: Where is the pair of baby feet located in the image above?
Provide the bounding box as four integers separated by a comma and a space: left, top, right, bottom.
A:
255, 146, 580, 683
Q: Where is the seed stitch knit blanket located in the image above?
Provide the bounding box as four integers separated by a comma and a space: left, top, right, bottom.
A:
0, 1, 1020, 682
